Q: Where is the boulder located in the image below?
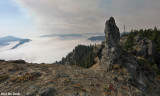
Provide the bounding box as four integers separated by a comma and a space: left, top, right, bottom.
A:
56, 73, 69, 78
39, 87, 56, 96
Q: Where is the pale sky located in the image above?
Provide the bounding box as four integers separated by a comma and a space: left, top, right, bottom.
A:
0, 0, 160, 38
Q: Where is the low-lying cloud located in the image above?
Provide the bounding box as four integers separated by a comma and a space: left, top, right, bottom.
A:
0, 37, 101, 63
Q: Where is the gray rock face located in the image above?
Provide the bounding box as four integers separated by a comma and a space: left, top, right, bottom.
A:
39, 87, 55, 96
104, 17, 120, 49
100, 17, 121, 66
132, 35, 155, 62
98, 17, 160, 96
120, 36, 128, 46
56, 73, 69, 78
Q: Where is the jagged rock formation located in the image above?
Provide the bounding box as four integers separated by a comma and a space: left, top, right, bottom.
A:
100, 17, 122, 68
104, 17, 120, 49
98, 17, 160, 96
131, 35, 156, 62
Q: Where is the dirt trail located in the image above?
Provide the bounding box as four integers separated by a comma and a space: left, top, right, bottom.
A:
89, 57, 99, 70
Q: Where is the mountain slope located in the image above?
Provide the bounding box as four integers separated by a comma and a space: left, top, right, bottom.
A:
88, 36, 105, 41
57, 17, 160, 96
0, 36, 31, 49
56, 45, 97, 68
0, 17, 159, 96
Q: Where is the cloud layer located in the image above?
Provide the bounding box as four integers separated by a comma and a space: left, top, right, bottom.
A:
15, 0, 160, 35
0, 37, 101, 63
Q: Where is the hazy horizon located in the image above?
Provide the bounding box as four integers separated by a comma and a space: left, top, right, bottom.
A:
0, 36, 101, 63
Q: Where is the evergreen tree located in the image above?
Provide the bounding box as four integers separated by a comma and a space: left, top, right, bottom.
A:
124, 27, 160, 74
59, 45, 96, 68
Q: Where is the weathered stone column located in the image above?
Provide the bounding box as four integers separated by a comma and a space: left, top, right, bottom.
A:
104, 17, 120, 49
100, 17, 121, 67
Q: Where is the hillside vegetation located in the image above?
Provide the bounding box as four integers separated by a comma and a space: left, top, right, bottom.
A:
57, 45, 97, 68
123, 27, 160, 75
124, 27, 160, 52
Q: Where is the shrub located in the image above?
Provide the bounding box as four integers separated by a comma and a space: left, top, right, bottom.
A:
151, 64, 159, 73
10, 72, 42, 82
0, 59, 5, 62
137, 58, 147, 66
113, 64, 120, 70
8, 64, 24, 72
0, 74, 9, 82
74, 84, 83, 89
11, 60, 26, 64
58, 45, 96, 68
11, 74, 33, 82
63, 78, 70, 83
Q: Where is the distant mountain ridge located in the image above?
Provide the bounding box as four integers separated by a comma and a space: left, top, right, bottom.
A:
41, 33, 104, 38
88, 32, 129, 41
0, 36, 31, 49
88, 36, 105, 41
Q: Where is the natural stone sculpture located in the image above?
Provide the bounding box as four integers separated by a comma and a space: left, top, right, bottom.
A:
104, 17, 120, 49
100, 17, 122, 66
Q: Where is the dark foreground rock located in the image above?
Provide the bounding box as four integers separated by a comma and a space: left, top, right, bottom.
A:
39, 87, 56, 96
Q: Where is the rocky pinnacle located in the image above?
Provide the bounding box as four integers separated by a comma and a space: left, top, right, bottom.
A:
104, 17, 120, 49
99, 17, 122, 66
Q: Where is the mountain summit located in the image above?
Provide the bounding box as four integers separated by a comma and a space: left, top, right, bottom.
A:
56, 17, 160, 96
98, 17, 160, 96
105, 17, 120, 49
0, 17, 159, 96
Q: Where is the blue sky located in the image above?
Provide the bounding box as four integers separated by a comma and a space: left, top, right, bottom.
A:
0, 0, 160, 38
0, 0, 35, 38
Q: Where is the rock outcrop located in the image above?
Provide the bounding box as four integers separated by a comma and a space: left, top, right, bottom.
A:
131, 35, 156, 62
100, 17, 122, 68
39, 87, 56, 96
104, 17, 120, 49
98, 17, 160, 96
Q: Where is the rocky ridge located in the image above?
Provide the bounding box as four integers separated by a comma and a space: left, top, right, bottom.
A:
98, 17, 160, 96
131, 35, 156, 62
99, 17, 122, 68
0, 17, 160, 96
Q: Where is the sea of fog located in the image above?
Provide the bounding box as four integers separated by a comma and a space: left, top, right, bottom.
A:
0, 36, 101, 63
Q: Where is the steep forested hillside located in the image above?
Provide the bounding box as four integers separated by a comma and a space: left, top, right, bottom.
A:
57, 45, 97, 68
122, 27, 160, 76
123, 27, 160, 52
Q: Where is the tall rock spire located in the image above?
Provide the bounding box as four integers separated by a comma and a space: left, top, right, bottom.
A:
104, 17, 120, 49
99, 17, 122, 67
